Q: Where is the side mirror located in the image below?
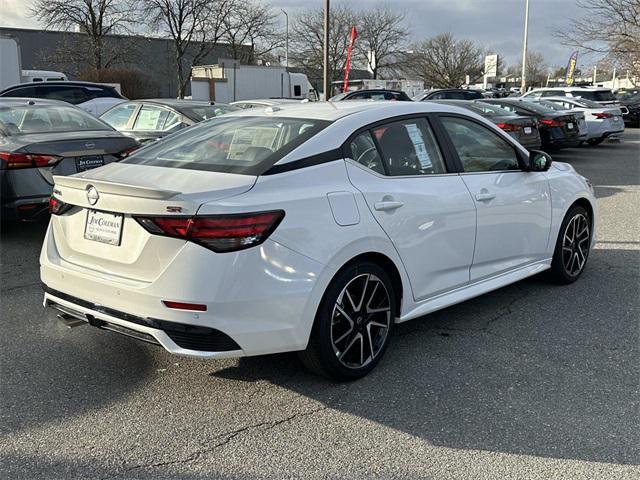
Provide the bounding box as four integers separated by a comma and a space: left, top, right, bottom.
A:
527, 150, 552, 172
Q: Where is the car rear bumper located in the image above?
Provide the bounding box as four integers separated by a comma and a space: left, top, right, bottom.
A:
40, 223, 327, 358
1, 195, 50, 221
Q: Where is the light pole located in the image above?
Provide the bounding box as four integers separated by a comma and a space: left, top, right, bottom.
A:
520, 0, 529, 94
323, 0, 330, 100
281, 9, 289, 68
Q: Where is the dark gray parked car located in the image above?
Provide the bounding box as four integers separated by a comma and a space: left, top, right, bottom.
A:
0, 98, 139, 221
431, 99, 542, 150
100, 99, 237, 144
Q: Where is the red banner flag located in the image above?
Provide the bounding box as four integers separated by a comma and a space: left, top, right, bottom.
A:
342, 26, 358, 93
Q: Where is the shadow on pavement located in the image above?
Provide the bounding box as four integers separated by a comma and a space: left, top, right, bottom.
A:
1, 218, 157, 436
213, 248, 640, 466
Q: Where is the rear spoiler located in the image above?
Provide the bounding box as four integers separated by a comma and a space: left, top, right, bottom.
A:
53, 175, 180, 200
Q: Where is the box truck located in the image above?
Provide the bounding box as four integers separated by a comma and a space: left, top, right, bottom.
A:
191, 60, 315, 103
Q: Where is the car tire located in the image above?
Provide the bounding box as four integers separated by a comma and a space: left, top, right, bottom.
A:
587, 137, 605, 146
547, 205, 592, 284
299, 261, 396, 380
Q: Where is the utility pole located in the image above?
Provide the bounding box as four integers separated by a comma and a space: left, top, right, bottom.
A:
323, 0, 330, 100
520, 0, 529, 95
281, 9, 289, 68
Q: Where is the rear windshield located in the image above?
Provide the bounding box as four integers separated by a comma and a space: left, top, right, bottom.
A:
122, 116, 330, 175
182, 104, 237, 121
571, 98, 605, 109
572, 90, 616, 102
510, 101, 556, 115
465, 102, 515, 117
537, 100, 567, 111
0, 105, 111, 135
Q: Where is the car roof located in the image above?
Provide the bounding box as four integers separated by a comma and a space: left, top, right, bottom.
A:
532, 86, 612, 92
231, 99, 302, 105
0, 81, 117, 94
427, 88, 481, 93
347, 89, 405, 94
0, 97, 70, 107
223, 99, 472, 122
117, 99, 224, 108
3, 81, 115, 89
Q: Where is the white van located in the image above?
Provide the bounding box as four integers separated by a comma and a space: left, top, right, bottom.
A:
22, 70, 68, 83
1, 36, 67, 89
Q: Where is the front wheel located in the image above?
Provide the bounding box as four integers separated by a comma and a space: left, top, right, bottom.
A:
548, 205, 592, 284
587, 137, 605, 146
299, 261, 396, 380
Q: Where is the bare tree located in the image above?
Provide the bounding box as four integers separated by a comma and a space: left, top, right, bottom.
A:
223, 0, 283, 64
355, 5, 409, 79
519, 51, 548, 88
556, 0, 640, 83
290, 5, 357, 94
30, 0, 136, 71
405, 33, 484, 88
142, 0, 232, 97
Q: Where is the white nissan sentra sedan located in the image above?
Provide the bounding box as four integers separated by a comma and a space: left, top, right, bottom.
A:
41, 101, 596, 379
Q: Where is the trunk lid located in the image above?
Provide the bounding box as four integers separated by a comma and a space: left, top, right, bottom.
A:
17, 130, 139, 184
49, 163, 257, 283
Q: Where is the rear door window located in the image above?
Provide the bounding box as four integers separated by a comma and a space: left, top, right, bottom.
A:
132, 105, 172, 131
372, 119, 447, 176
348, 131, 385, 175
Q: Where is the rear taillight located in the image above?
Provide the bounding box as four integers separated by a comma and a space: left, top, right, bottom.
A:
115, 145, 140, 159
48, 196, 73, 215
134, 210, 285, 252
495, 123, 520, 132
0, 152, 62, 169
538, 118, 565, 128
593, 112, 613, 119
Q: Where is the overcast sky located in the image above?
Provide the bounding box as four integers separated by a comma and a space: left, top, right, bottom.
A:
1, 0, 590, 69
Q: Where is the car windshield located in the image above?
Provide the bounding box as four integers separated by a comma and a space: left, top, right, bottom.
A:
572, 90, 616, 102
122, 116, 330, 175
182, 104, 238, 121
0, 105, 111, 136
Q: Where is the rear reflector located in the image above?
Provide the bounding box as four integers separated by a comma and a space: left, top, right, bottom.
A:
0, 152, 62, 169
135, 210, 285, 253
115, 145, 141, 159
162, 301, 208, 312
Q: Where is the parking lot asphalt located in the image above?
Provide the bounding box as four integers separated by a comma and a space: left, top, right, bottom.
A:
1, 130, 639, 480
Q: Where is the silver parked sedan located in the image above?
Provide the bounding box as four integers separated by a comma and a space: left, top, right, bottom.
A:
0, 98, 139, 221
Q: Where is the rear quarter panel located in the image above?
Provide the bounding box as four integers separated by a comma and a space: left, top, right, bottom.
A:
196, 160, 413, 322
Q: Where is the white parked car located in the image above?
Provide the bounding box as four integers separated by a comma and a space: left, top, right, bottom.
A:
522, 86, 620, 108
41, 101, 596, 379
539, 96, 625, 145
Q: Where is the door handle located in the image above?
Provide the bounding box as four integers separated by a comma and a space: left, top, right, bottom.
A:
475, 192, 496, 202
374, 200, 404, 211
